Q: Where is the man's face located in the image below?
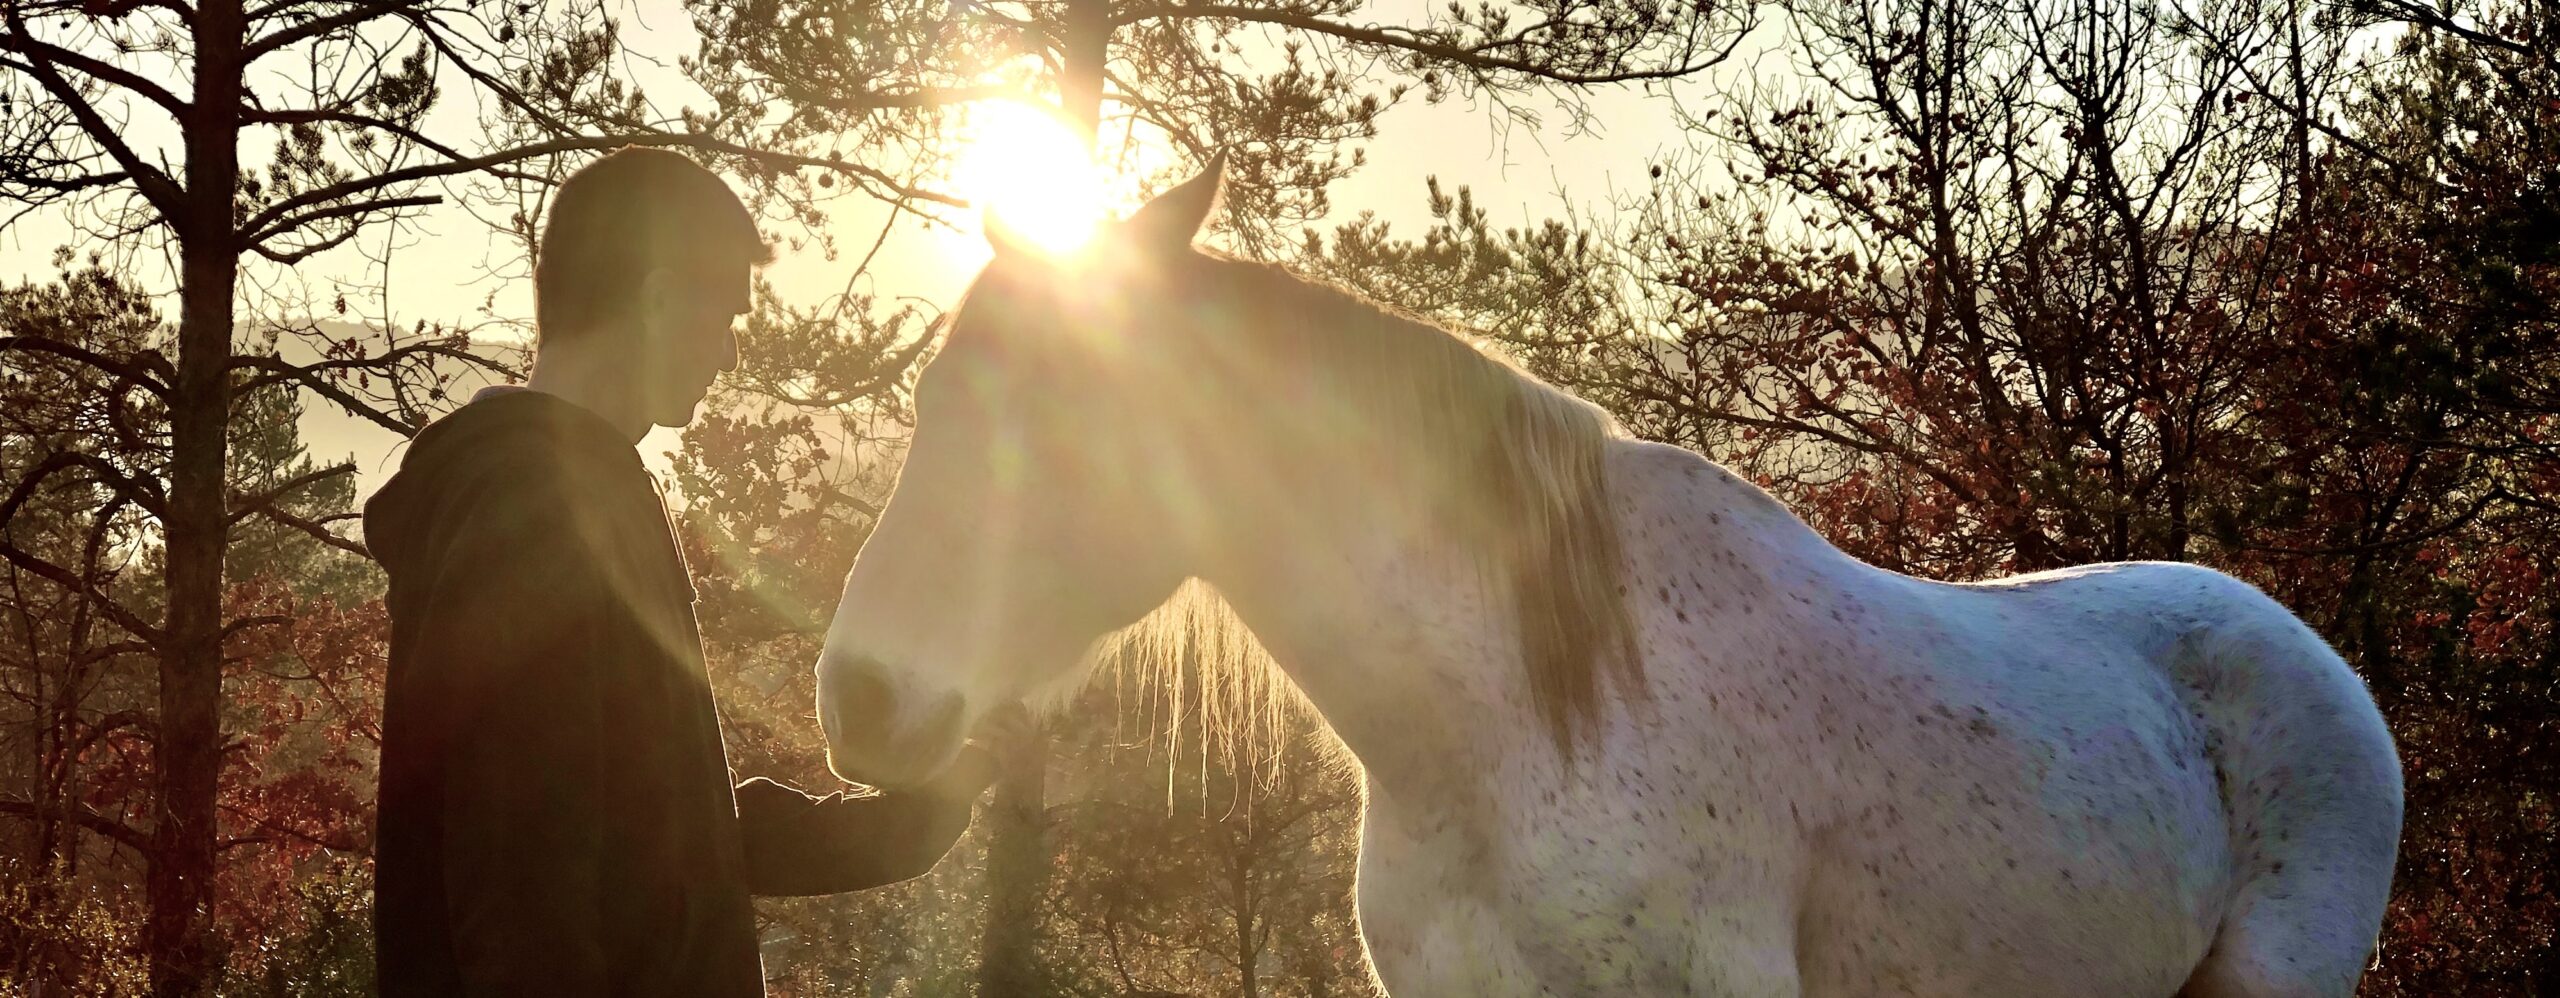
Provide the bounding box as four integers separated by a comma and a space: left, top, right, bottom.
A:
638, 252, 752, 427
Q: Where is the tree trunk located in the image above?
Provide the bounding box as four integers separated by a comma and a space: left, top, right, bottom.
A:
976, 4, 1112, 988
974, 722, 1048, 995
30, 648, 58, 870
148, 2, 243, 993
1061, 0, 1110, 135
1233, 855, 1258, 998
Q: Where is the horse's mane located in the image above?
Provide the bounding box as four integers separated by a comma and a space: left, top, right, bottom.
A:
1097, 250, 1643, 759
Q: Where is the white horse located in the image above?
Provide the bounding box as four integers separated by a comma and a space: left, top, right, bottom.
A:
814, 162, 2403, 997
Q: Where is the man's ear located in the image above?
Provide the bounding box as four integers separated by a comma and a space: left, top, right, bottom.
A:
1121, 152, 1228, 253
634, 264, 678, 336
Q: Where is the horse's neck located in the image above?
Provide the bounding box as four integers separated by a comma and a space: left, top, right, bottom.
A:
1212, 531, 1531, 795
1199, 436, 1841, 799
1195, 440, 1563, 801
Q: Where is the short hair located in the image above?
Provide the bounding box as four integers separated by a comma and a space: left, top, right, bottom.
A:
535, 147, 771, 342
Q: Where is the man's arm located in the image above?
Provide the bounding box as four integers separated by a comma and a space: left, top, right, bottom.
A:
424, 481, 613, 994
733, 747, 996, 896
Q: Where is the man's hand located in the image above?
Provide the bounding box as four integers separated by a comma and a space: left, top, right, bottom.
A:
734, 713, 1016, 895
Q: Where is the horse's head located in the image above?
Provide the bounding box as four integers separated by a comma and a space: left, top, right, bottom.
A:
816, 161, 1233, 788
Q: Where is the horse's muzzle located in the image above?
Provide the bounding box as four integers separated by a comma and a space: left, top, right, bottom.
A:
818, 656, 967, 790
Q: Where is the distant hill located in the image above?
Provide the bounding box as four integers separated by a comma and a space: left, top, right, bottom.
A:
274, 320, 685, 505
265, 320, 518, 503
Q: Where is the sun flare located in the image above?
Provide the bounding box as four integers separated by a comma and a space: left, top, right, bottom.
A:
952, 100, 1105, 256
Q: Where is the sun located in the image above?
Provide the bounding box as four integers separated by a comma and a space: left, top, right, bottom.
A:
951, 100, 1104, 256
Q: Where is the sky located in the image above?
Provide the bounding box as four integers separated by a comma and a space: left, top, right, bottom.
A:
0, 0, 1730, 500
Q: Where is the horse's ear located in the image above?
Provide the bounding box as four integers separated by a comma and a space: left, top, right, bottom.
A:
1123, 152, 1227, 252
982, 207, 1039, 260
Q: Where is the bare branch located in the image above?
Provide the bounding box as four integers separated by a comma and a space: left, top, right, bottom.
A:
245, 0, 419, 61
0, 336, 173, 395
228, 338, 502, 393
787, 82, 1025, 114
241, 503, 373, 559
2, 450, 167, 524
245, 0, 320, 19
219, 614, 293, 643
2, 170, 136, 194
225, 463, 354, 527
249, 222, 369, 265
2243, 487, 2509, 557
237, 132, 964, 242
1113, 4, 1742, 84
2342, 0, 2537, 58
0, 7, 185, 213
225, 354, 420, 434
0, 797, 152, 853
76, 639, 157, 666
244, 193, 443, 245
0, 24, 189, 115
0, 538, 165, 646
241, 107, 545, 186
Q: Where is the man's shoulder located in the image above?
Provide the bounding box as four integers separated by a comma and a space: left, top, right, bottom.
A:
421, 388, 603, 453
368, 395, 600, 547
410, 391, 642, 488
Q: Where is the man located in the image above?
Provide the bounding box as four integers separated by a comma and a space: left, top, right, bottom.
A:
365, 148, 991, 997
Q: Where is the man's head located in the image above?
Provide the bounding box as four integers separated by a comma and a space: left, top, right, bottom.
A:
535, 148, 769, 428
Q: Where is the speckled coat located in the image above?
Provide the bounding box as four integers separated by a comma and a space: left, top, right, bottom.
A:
1234, 441, 2402, 998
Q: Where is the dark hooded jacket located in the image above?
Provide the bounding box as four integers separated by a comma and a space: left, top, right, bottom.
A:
366, 388, 971, 998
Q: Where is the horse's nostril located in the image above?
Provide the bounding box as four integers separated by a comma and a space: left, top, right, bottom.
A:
827, 659, 900, 747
